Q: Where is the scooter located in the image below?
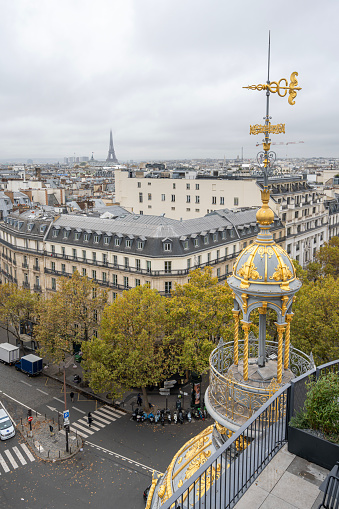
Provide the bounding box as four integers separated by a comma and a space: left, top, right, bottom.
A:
167, 409, 172, 424
178, 410, 184, 425
187, 410, 192, 423
155, 410, 160, 424
173, 410, 178, 424
132, 408, 138, 421
73, 374, 81, 384
148, 412, 154, 424
160, 410, 165, 426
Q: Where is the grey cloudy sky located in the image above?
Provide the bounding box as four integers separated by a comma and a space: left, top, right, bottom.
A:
0, 0, 337, 162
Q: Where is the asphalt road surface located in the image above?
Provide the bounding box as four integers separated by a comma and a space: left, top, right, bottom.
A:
0, 361, 211, 508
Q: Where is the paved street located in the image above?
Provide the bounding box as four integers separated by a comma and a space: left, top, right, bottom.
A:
0, 361, 211, 508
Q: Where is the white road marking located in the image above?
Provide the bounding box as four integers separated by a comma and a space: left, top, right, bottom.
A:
99, 407, 120, 418
20, 380, 32, 387
12, 446, 27, 465
85, 441, 162, 474
103, 405, 125, 416
91, 413, 111, 424
0, 454, 10, 473
78, 419, 101, 432
4, 450, 18, 469
20, 443, 35, 462
84, 418, 105, 428
94, 410, 115, 422
1, 393, 39, 415
36, 389, 49, 395
53, 397, 64, 404
71, 422, 94, 434
72, 406, 86, 414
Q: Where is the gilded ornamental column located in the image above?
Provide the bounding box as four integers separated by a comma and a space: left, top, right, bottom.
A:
241, 321, 251, 381
232, 310, 240, 365
284, 314, 293, 370
275, 323, 286, 384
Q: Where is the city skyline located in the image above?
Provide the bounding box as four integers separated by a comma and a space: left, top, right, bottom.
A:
0, 0, 338, 161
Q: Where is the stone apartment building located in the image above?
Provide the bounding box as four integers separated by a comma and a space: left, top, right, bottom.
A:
0, 207, 285, 301
115, 170, 329, 267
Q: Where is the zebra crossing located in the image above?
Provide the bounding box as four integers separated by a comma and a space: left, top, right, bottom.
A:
60, 405, 125, 439
0, 443, 35, 474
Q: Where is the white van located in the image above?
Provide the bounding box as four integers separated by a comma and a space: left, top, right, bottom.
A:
0, 409, 15, 440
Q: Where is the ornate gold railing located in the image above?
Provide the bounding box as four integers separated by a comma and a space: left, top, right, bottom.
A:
208, 339, 314, 425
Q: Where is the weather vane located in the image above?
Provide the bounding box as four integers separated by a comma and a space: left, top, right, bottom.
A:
244, 32, 301, 187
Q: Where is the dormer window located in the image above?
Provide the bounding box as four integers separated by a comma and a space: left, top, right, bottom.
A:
194, 238, 199, 248
27, 223, 34, 232
104, 236, 110, 245
204, 235, 209, 245
137, 240, 144, 250
63, 228, 70, 239
52, 229, 59, 237
213, 233, 218, 242
126, 239, 131, 248
183, 240, 189, 250
115, 238, 121, 247
94, 235, 100, 243
164, 242, 172, 252
221, 231, 226, 240
84, 233, 90, 241
40, 224, 47, 233
74, 232, 81, 241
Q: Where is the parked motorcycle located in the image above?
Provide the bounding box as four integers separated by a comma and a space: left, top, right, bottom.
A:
148, 412, 154, 424
178, 409, 184, 425
155, 410, 160, 424
173, 410, 178, 424
167, 409, 172, 424
187, 410, 192, 423
160, 410, 165, 426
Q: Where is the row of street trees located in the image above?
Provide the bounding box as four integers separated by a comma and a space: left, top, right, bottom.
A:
0, 237, 338, 406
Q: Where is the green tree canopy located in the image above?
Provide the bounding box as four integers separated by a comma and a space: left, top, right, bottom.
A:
291, 275, 339, 365
35, 271, 107, 363
0, 283, 39, 342
314, 236, 339, 278
82, 285, 168, 409
166, 267, 234, 375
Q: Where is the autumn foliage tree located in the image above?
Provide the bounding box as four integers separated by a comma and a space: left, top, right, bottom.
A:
35, 271, 107, 364
291, 275, 339, 365
166, 267, 234, 375
82, 285, 168, 410
0, 283, 39, 343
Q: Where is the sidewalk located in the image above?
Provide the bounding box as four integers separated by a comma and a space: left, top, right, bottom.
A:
233, 444, 329, 509
43, 357, 202, 415
19, 414, 82, 461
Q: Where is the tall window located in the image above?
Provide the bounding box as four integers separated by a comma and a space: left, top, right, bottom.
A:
161, 194, 165, 201
136, 259, 141, 270
112, 274, 117, 286
195, 196, 200, 204
146, 261, 151, 273
102, 272, 107, 282
171, 195, 175, 202
124, 276, 129, 288
186, 195, 191, 203
234, 197, 239, 206
72, 249, 77, 259
220, 197, 224, 205
139, 192, 143, 203
135, 279, 140, 287
164, 243, 172, 251
124, 257, 129, 268
164, 261, 172, 273
212, 197, 216, 204
82, 268, 87, 276
61, 264, 66, 273
113, 255, 118, 266
165, 281, 172, 294
51, 278, 56, 290
92, 270, 97, 280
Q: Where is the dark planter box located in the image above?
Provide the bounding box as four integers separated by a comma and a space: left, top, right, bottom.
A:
288, 425, 339, 470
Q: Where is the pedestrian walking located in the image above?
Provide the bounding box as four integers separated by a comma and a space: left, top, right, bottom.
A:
137, 393, 142, 407
88, 412, 93, 427
70, 391, 75, 402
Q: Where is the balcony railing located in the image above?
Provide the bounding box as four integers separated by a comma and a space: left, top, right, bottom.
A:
207, 338, 314, 426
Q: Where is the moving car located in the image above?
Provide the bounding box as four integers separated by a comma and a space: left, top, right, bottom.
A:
0, 408, 15, 440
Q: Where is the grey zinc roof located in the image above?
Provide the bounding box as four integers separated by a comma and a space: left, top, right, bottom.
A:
49, 208, 265, 240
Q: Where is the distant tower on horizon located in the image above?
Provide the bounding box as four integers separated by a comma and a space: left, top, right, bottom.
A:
106, 130, 118, 163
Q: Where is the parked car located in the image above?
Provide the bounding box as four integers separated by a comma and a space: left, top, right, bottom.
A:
0, 408, 15, 440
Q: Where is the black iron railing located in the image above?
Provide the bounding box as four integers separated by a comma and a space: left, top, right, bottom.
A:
159, 358, 339, 509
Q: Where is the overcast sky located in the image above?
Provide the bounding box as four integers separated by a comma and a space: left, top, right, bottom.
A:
0, 0, 338, 162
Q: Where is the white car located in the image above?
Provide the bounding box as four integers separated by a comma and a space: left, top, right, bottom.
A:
0, 409, 15, 440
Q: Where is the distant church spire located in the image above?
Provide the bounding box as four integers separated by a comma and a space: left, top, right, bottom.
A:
106, 130, 118, 163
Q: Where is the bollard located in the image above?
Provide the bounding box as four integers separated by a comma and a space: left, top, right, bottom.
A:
59, 451, 60, 458
48, 450, 50, 458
